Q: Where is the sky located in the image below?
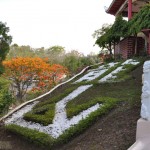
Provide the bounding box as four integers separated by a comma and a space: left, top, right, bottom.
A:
0, 0, 115, 55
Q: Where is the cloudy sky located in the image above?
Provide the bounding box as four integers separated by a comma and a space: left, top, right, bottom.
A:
0, 0, 115, 55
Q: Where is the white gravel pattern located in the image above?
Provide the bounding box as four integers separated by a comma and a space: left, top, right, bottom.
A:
74, 62, 118, 83
5, 101, 39, 125
5, 85, 102, 138
99, 59, 139, 82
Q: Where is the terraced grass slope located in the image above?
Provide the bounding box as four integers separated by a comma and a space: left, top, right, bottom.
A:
3, 58, 145, 149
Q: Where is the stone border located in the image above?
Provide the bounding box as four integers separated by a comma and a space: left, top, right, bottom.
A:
0, 63, 102, 122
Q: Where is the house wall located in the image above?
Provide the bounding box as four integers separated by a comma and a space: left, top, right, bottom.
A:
148, 40, 150, 55
147, 33, 150, 55
115, 36, 145, 59
136, 37, 145, 56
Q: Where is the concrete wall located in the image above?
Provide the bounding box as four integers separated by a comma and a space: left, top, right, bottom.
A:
128, 61, 150, 150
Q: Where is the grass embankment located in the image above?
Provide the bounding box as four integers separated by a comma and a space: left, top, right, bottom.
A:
5, 58, 144, 149
6, 77, 140, 149
6, 96, 118, 149
23, 62, 119, 125
66, 79, 141, 118
23, 62, 123, 125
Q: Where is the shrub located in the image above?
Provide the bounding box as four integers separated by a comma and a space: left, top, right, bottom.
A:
23, 104, 55, 125
6, 124, 55, 148
66, 97, 117, 118
26, 90, 42, 101
0, 77, 14, 115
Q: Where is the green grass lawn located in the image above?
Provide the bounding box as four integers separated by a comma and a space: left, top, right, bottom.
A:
66, 79, 141, 118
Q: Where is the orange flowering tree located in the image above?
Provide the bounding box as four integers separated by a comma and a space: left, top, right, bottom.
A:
49, 64, 68, 85
36, 64, 68, 89
3, 57, 68, 101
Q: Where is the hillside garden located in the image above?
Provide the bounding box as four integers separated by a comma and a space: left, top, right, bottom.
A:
0, 4, 150, 150
1, 57, 147, 150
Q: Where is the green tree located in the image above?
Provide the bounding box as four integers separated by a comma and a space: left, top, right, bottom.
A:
46, 45, 65, 64
35, 47, 46, 58
47, 45, 65, 54
94, 24, 113, 54
111, 15, 128, 44
0, 77, 14, 115
93, 24, 112, 39
7, 44, 36, 59
0, 22, 12, 73
94, 16, 128, 55
63, 50, 83, 74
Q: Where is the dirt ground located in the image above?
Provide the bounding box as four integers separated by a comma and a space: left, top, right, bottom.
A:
0, 65, 143, 150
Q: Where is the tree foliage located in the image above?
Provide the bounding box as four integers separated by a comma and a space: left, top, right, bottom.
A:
94, 24, 112, 54
46, 46, 65, 64
45, 64, 68, 86
6, 44, 98, 75
63, 50, 87, 74
7, 44, 35, 59
128, 4, 150, 35
3, 57, 68, 101
94, 16, 128, 54
92, 24, 112, 39
0, 22, 12, 60
0, 22, 12, 73
110, 15, 128, 42
0, 77, 14, 115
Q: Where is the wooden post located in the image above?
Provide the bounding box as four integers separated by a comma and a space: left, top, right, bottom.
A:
128, 0, 132, 20
148, 32, 150, 55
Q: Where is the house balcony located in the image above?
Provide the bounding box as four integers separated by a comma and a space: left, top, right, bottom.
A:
106, 0, 150, 20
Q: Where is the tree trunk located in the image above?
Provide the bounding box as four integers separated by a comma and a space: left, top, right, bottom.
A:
16, 83, 23, 102
109, 42, 112, 55
113, 42, 116, 59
